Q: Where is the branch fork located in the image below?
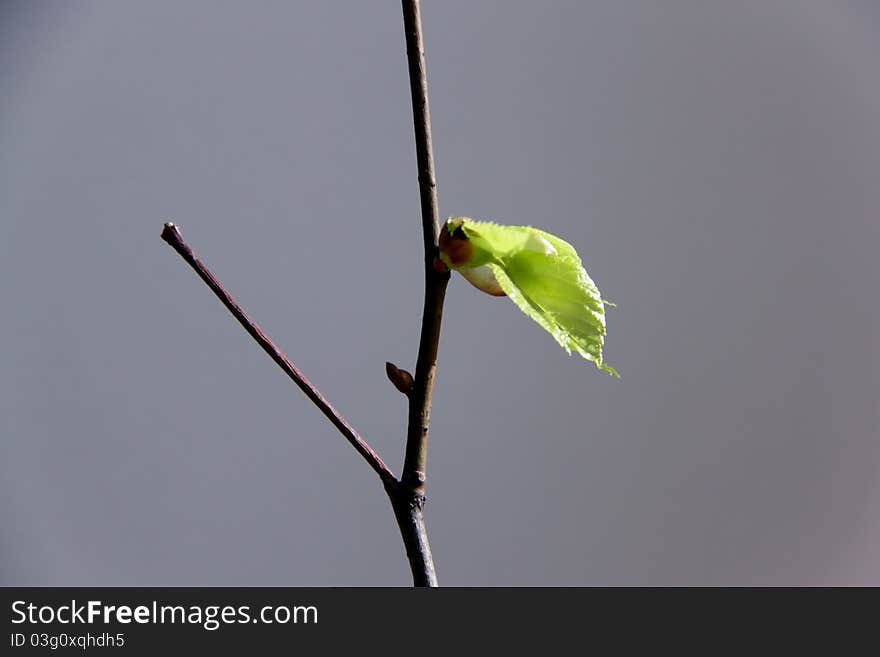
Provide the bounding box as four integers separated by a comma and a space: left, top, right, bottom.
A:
161, 0, 445, 587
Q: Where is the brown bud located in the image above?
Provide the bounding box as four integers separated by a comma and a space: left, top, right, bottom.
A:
385, 362, 413, 396
438, 218, 474, 267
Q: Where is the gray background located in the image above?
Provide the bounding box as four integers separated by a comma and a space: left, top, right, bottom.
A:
2, 0, 878, 586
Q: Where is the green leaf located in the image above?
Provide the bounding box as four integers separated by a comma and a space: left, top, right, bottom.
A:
441, 217, 618, 376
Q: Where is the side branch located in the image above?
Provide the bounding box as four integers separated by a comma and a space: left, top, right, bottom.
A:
160, 222, 395, 485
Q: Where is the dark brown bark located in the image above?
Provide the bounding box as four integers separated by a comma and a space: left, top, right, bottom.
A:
395, 0, 448, 587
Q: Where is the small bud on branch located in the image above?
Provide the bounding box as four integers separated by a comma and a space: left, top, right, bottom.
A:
386, 361, 414, 397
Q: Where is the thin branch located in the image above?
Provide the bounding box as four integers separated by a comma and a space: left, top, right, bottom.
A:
161, 0, 447, 587
401, 0, 450, 496
160, 222, 396, 485
391, 0, 447, 588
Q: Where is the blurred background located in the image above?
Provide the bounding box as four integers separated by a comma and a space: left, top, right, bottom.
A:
1, 1, 878, 586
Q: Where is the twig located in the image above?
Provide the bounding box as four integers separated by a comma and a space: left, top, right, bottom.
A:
160, 222, 396, 485
161, 0, 447, 587
400, 0, 448, 497
393, 0, 449, 587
